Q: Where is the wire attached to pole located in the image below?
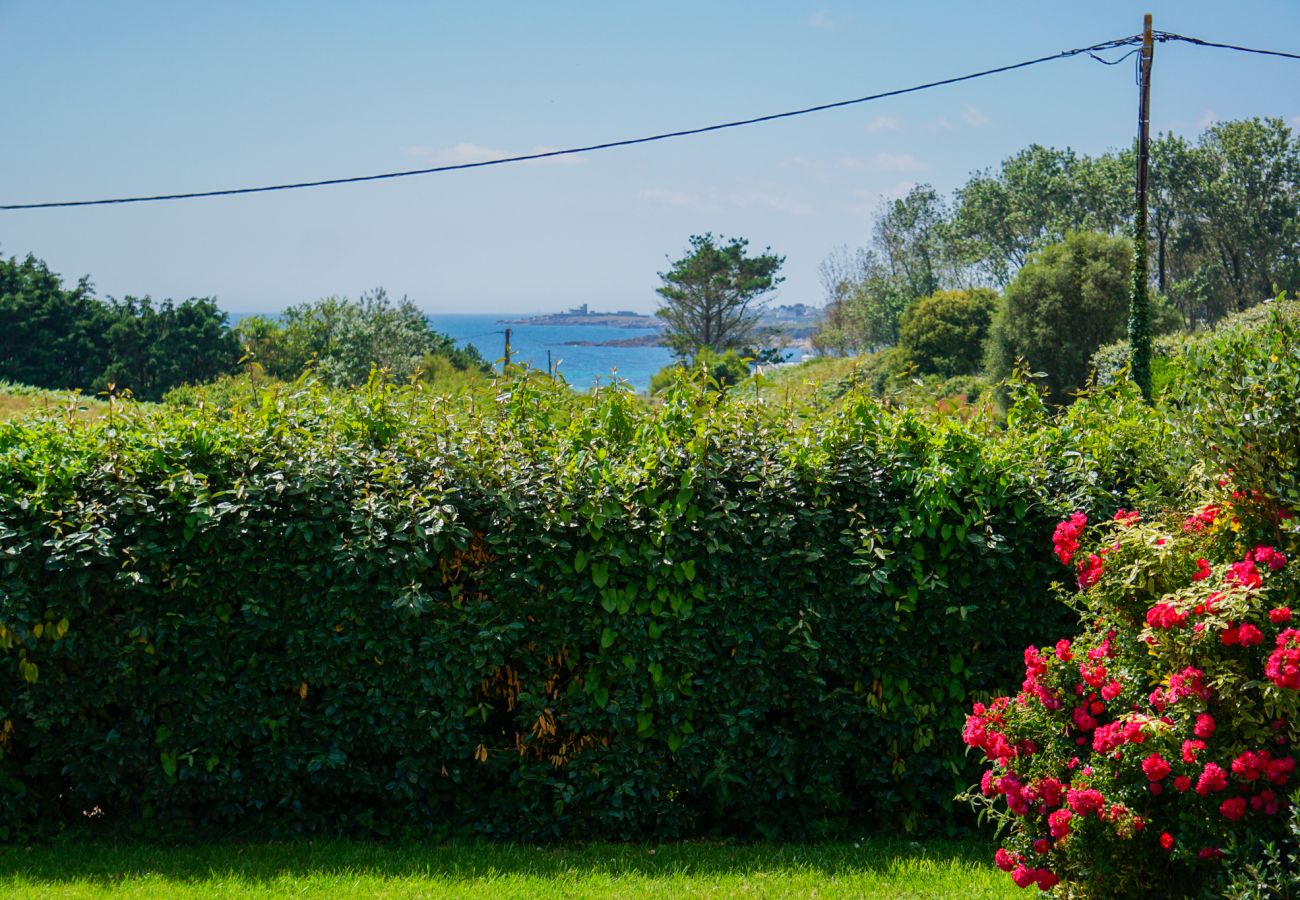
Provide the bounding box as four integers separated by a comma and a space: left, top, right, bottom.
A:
6, 30, 1295, 212
0, 35, 1142, 211
1088, 48, 1140, 65
1155, 31, 1300, 62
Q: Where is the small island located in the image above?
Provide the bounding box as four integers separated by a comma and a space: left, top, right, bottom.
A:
501, 303, 664, 329
561, 332, 665, 348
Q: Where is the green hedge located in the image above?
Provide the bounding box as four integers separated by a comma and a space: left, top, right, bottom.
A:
0, 375, 1170, 839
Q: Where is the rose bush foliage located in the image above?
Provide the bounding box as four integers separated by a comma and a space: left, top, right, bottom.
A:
965, 492, 1300, 897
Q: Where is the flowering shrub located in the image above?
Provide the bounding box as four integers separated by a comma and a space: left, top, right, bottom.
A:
964, 494, 1300, 897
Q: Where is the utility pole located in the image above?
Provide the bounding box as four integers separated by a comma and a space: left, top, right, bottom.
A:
503, 327, 512, 369
1128, 13, 1155, 399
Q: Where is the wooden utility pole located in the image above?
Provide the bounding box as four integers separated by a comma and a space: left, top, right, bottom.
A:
503, 327, 512, 368
1128, 14, 1155, 399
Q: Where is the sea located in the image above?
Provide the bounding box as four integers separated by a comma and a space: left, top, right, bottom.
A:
426, 313, 672, 393
227, 311, 731, 393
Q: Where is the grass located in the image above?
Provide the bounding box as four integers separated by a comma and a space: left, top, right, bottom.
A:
753, 355, 869, 410
0, 838, 1017, 898
753, 354, 998, 422
0, 382, 107, 422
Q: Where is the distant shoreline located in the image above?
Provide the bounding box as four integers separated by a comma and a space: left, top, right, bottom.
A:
562, 332, 665, 348
501, 313, 663, 329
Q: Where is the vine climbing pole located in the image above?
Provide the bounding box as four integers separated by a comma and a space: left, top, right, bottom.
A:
1128, 13, 1155, 399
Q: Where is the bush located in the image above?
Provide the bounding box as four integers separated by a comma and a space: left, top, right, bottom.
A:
962, 305, 1300, 895
899, 288, 999, 378
0, 370, 1183, 841
1090, 298, 1298, 395
1089, 333, 1185, 394
985, 231, 1131, 402
1168, 298, 1300, 531
963, 496, 1299, 897
163, 363, 491, 412
996, 370, 1186, 514
236, 290, 489, 387
1220, 802, 1300, 898
649, 348, 752, 393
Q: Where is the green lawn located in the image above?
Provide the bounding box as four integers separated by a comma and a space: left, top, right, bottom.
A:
0, 838, 1016, 898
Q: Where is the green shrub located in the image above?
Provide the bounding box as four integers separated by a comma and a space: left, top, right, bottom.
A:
1090, 334, 1182, 392
848, 346, 909, 396
649, 348, 752, 394
996, 370, 1186, 514
1220, 802, 1300, 898
899, 289, 999, 378
1090, 298, 1298, 396
0, 370, 1177, 841
235, 291, 489, 388
163, 364, 491, 413
1167, 298, 1300, 532
985, 231, 1131, 403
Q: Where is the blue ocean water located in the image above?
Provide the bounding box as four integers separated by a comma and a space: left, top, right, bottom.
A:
427, 313, 672, 393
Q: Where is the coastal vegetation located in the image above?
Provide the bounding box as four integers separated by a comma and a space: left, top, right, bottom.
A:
234, 290, 490, 388
1, 297, 1292, 841
809, 117, 1300, 405
0, 256, 487, 401
0, 254, 238, 402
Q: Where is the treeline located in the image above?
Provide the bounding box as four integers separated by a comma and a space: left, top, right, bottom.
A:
0, 255, 239, 401
0, 254, 487, 401
816, 117, 1300, 378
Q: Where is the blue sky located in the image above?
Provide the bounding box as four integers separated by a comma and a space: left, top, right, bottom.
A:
1, 1, 1298, 314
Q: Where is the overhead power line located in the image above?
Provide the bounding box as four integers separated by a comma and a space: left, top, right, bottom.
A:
1088, 48, 1141, 66
2, 30, 1296, 213
1, 35, 1142, 211
1155, 31, 1300, 62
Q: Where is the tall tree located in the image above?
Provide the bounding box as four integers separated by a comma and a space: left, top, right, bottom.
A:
0, 253, 239, 399
655, 234, 784, 357
812, 186, 953, 354
951, 146, 1089, 284
97, 296, 241, 400
818, 117, 1299, 357
0, 254, 108, 389
949, 145, 1137, 286
1193, 118, 1300, 313
813, 245, 872, 356
1146, 133, 1208, 299
872, 185, 949, 300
